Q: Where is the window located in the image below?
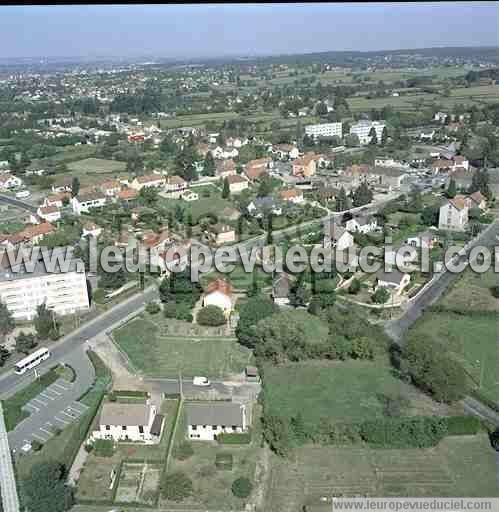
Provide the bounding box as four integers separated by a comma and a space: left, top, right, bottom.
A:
122, 425, 127, 431
105, 425, 110, 431
139, 425, 144, 434
192, 425, 197, 431
232, 426, 237, 431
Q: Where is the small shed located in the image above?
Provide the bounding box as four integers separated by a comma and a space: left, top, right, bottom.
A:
245, 366, 260, 382
150, 414, 164, 437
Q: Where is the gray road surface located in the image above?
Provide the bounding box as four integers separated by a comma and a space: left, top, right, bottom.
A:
0, 402, 20, 512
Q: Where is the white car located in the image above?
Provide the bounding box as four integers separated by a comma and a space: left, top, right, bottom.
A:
193, 376, 211, 387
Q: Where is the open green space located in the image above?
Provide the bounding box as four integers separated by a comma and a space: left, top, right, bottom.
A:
262, 358, 441, 427
3, 367, 60, 431
200, 263, 273, 291
67, 157, 127, 174
267, 434, 498, 511
113, 316, 253, 378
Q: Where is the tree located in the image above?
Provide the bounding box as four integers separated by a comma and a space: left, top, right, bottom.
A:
23, 461, 74, 512
0, 345, 9, 366
222, 177, 230, 199
71, 176, 80, 198
266, 213, 274, 245
0, 301, 14, 336
352, 182, 373, 207
159, 269, 201, 306
344, 133, 360, 148
139, 186, 158, 206
372, 287, 390, 304
262, 414, 292, 456
248, 269, 260, 297
421, 205, 439, 227
160, 471, 193, 501
401, 334, 467, 403
99, 266, 126, 290
203, 152, 215, 176
348, 278, 361, 294
335, 187, 349, 211
368, 126, 378, 145
232, 477, 253, 498
257, 175, 273, 197
235, 296, 277, 348
446, 178, 457, 198
315, 101, 328, 117
469, 168, 492, 199
34, 303, 59, 340
15, 331, 37, 354
380, 126, 388, 146
197, 305, 226, 326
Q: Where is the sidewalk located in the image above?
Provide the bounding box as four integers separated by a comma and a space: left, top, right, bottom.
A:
0, 402, 20, 512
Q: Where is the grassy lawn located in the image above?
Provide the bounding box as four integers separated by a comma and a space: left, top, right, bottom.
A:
113, 316, 253, 378
267, 434, 498, 511
66, 157, 126, 187
262, 358, 445, 427
0, 221, 25, 234
162, 402, 260, 510
200, 263, 273, 291
3, 367, 60, 431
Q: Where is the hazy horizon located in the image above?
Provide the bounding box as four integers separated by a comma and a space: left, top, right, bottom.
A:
0, 2, 497, 60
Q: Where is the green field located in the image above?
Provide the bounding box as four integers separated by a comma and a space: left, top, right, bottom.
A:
262, 359, 442, 427
267, 434, 498, 511
200, 263, 273, 291
67, 157, 126, 174
113, 316, 253, 378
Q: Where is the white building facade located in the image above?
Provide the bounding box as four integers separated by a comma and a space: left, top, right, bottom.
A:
305, 122, 343, 139
350, 120, 386, 145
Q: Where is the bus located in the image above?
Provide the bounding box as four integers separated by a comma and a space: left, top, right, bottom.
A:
14, 347, 50, 375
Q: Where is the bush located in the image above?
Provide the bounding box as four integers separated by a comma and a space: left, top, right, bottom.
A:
31, 439, 43, 452
372, 286, 390, 304
197, 305, 226, 326
93, 439, 114, 457
173, 441, 194, 461
217, 432, 251, 444
348, 278, 361, 295
491, 286, 499, 299
145, 302, 161, 315
444, 415, 481, 436
84, 443, 94, 453
107, 392, 117, 402
232, 476, 253, 498
215, 452, 233, 470
160, 471, 193, 501
92, 288, 107, 304
163, 302, 193, 322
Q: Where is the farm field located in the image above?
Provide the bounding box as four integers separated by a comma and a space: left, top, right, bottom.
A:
262, 358, 452, 427
161, 403, 260, 510
266, 434, 499, 511
113, 315, 253, 378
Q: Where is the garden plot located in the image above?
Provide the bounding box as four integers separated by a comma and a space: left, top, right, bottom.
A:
115, 462, 161, 505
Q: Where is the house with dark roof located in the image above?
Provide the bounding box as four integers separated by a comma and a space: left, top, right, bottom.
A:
186, 402, 248, 441
323, 222, 354, 251
272, 273, 292, 306
376, 269, 411, 295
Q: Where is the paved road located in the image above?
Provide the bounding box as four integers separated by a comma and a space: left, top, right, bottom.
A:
0, 193, 37, 213
7, 347, 95, 452
0, 402, 20, 512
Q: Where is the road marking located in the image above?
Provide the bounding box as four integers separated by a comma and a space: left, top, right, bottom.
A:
53, 382, 70, 391
45, 421, 53, 427
32, 432, 48, 442
33, 398, 48, 406
45, 387, 62, 396
70, 402, 88, 412
24, 403, 40, 412
60, 411, 76, 419
66, 408, 82, 417
39, 427, 52, 436
39, 392, 56, 401
54, 416, 70, 425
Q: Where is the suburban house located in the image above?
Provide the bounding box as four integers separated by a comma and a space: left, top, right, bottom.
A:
130, 174, 166, 191
272, 144, 300, 160
244, 157, 272, 182
345, 216, 378, 234
92, 403, 158, 443
100, 179, 121, 197
272, 273, 292, 306
186, 402, 248, 441
279, 188, 304, 204
82, 221, 103, 238
221, 207, 241, 221
431, 158, 453, 174
43, 192, 71, 208
370, 167, 405, 190
163, 175, 187, 198
216, 159, 237, 178
406, 231, 439, 249
34, 205, 61, 223
324, 223, 354, 251
208, 223, 236, 245
11, 222, 56, 246
226, 174, 249, 194
292, 152, 317, 177
211, 146, 238, 160
118, 188, 139, 203
343, 164, 370, 183
202, 278, 233, 316
466, 191, 487, 211
438, 196, 469, 231
0, 174, 23, 190
71, 191, 107, 215
247, 197, 283, 218
51, 176, 73, 193
376, 270, 411, 295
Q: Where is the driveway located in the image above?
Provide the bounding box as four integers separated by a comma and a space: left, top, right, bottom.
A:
7, 347, 95, 452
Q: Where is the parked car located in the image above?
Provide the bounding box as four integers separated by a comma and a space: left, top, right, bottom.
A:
193, 376, 211, 387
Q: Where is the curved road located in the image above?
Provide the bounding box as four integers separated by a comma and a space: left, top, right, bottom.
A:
0, 193, 37, 213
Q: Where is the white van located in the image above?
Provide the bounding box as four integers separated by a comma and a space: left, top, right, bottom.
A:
15, 190, 30, 199
193, 376, 211, 387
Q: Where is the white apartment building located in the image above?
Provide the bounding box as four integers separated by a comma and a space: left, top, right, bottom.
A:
305, 122, 342, 139
71, 191, 107, 215
350, 120, 386, 145
0, 254, 90, 320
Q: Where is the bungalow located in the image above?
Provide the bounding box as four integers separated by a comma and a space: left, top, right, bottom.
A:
406, 231, 439, 250
376, 270, 410, 295
16, 222, 56, 245
163, 176, 187, 198
279, 188, 304, 204
186, 402, 248, 441
438, 195, 469, 231
216, 159, 237, 179
100, 179, 121, 197
202, 278, 233, 316
130, 174, 166, 191
92, 403, 158, 443
226, 174, 249, 194
345, 216, 378, 234
247, 197, 282, 218
208, 223, 236, 245
35, 205, 61, 223
324, 223, 354, 251
272, 273, 292, 306
0, 174, 23, 190
292, 152, 317, 177
44, 192, 71, 208
71, 191, 107, 215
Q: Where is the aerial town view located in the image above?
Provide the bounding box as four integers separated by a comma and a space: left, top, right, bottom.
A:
0, 3, 498, 512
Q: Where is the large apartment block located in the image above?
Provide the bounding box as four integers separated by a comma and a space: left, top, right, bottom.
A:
305, 122, 343, 139
0, 254, 90, 320
350, 120, 386, 145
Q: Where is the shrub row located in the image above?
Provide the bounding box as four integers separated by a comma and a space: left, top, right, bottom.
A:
113, 390, 149, 398
217, 432, 252, 444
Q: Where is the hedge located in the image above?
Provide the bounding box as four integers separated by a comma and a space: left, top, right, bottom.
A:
113, 390, 149, 398
217, 432, 252, 444
215, 452, 233, 470
444, 415, 481, 436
